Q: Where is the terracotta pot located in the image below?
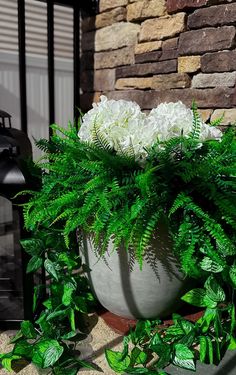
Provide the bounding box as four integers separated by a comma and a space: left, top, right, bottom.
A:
98, 307, 204, 335
82, 225, 188, 320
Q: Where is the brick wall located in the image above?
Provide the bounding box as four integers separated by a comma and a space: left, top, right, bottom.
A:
80, 0, 236, 126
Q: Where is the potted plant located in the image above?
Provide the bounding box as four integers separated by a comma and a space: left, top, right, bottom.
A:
20, 96, 233, 319
1, 96, 235, 374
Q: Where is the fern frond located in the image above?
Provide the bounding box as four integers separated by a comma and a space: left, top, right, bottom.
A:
136, 211, 161, 268
210, 113, 224, 127
91, 122, 113, 152
190, 100, 201, 140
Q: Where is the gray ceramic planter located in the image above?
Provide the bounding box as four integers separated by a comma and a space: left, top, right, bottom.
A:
82, 228, 187, 319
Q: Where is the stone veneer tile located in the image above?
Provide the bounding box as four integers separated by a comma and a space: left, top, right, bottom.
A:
135, 49, 178, 64
139, 13, 186, 42
211, 108, 236, 125
100, 0, 128, 12
95, 47, 135, 69
199, 109, 213, 122
79, 69, 115, 92
116, 59, 177, 78
162, 37, 179, 49
188, 3, 236, 29
82, 8, 127, 32
115, 73, 190, 90
179, 26, 236, 55
178, 56, 201, 73
95, 22, 140, 52
166, 0, 233, 13
135, 41, 162, 55
105, 88, 234, 109
192, 72, 236, 88
201, 50, 236, 72
127, 0, 166, 22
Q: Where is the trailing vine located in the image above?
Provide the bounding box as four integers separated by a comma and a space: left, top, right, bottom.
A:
0, 227, 97, 374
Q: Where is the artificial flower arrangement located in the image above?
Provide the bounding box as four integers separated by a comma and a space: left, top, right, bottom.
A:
0, 96, 235, 375
79, 95, 222, 163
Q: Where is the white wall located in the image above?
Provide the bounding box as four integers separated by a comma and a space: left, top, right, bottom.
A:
0, 0, 74, 160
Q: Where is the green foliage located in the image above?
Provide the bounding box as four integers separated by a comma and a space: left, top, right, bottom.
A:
1, 108, 235, 374
17, 118, 236, 273
0, 227, 96, 374
108, 291, 235, 373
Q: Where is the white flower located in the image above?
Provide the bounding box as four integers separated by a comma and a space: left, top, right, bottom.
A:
200, 123, 222, 141
145, 101, 222, 143
78, 96, 222, 163
147, 101, 194, 143
78, 95, 147, 161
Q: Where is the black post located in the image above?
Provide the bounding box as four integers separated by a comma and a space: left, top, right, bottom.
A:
18, 0, 27, 134
73, 1, 80, 128
18, 0, 34, 323
47, 0, 55, 135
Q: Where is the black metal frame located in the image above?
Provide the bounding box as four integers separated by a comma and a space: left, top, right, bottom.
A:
18, 0, 98, 136
10, 0, 98, 325
18, 0, 27, 135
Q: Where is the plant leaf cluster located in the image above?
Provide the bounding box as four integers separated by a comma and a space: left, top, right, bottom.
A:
107, 275, 236, 373
0, 228, 97, 374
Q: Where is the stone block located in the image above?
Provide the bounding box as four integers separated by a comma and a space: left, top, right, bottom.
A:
135, 49, 178, 64
115, 73, 190, 90
211, 108, 236, 125
96, 7, 127, 29
135, 41, 162, 54
162, 37, 179, 49
105, 88, 234, 109
192, 72, 236, 88
139, 13, 186, 42
95, 47, 135, 69
95, 22, 140, 52
201, 50, 236, 72
135, 51, 162, 64
82, 8, 127, 32
166, 0, 233, 13
100, 0, 128, 12
127, 0, 166, 22
198, 109, 213, 123
152, 73, 190, 89
188, 3, 236, 29
116, 59, 177, 78
160, 49, 178, 60
179, 26, 236, 55
167, 0, 207, 12
178, 56, 201, 73
94, 69, 116, 91
115, 77, 153, 90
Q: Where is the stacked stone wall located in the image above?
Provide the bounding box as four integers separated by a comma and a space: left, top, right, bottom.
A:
81, 0, 236, 126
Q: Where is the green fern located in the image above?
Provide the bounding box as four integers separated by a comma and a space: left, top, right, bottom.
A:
190, 100, 202, 140
17, 119, 236, 272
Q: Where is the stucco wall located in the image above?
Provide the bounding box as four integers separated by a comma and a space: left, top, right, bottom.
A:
80, 0, 236, 128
